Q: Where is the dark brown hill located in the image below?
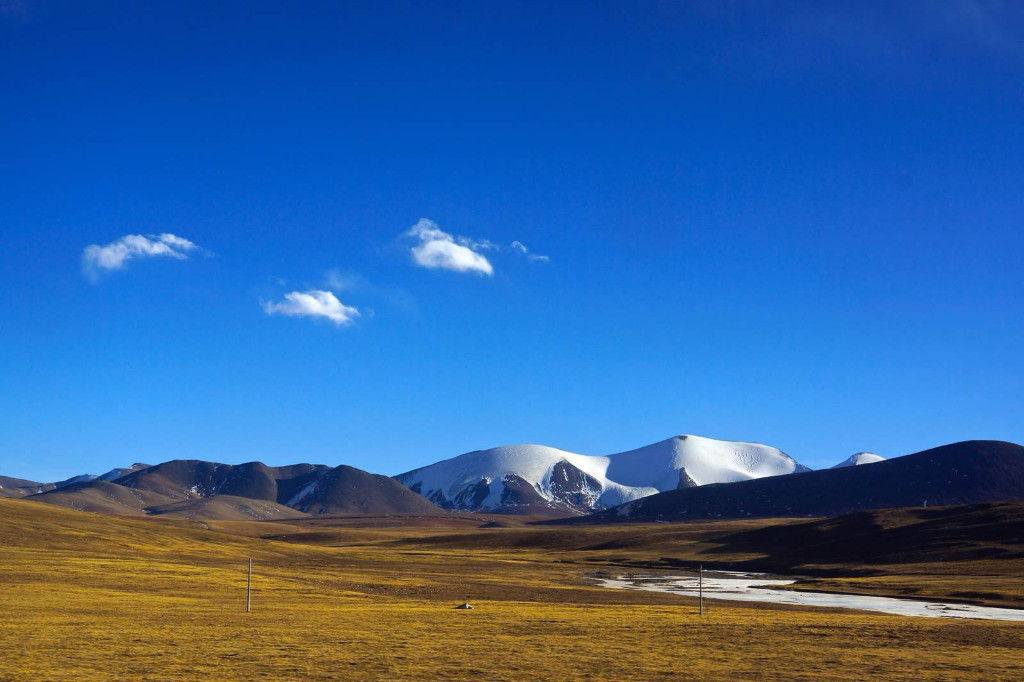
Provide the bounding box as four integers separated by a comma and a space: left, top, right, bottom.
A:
289, 465, 442, 515
29, 459, 441, 518
578, 440, 1024, 522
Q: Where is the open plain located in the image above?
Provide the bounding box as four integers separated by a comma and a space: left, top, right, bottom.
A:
1, 498, 1022, 680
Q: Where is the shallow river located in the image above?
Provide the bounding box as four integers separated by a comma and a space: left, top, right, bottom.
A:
597, 572, 1024, 622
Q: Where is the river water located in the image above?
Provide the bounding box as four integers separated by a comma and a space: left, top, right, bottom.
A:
597, 572, 1024, 622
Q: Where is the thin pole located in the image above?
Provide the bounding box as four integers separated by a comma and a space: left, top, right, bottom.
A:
698, 564, 703, 616
246, 558, 252, 613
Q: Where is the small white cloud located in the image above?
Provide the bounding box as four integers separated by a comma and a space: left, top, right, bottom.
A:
406, 219, 494, 276
81, 233, 200, 282
510, 240, 549, 263
403, 219, 548, 274
412, 239, 495, 275
262, 289, 360, 326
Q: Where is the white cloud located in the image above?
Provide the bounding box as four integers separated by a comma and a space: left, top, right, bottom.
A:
81, 233, 200, 282
406, 219, 494, 276
511, 240, 549, 263
262, 289, 360, 326
403, 219, 548, 274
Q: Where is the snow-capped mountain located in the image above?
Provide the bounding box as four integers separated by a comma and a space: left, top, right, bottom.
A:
831, 452, 885, 468
394, 434, 810, 513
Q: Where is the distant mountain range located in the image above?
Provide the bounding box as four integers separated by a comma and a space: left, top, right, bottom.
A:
0, 463, 153, 498
1, 437, 1020, 522
0, 475, 55, 498
54, 463, 152, 488
4, 460, 439, 520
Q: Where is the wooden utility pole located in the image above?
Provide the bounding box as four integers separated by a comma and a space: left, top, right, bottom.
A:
698, 564, 703, 616
246, 558, 252, 613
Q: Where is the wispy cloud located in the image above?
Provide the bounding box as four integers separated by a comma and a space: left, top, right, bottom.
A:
81, 233, 201, 282
458, 236, 501, 251
323, 268, 417, 317
323, 268, 362, 293
511, 240, 550, 263
406, 219, 494, 276
261, 289, 360, 326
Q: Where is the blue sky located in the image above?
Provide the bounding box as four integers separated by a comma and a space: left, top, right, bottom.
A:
1, 1, 1022, 482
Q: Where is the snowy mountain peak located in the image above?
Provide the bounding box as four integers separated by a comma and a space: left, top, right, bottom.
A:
97, 463, 152, 481
831, 452, 885, 468
395, 434, 809, 513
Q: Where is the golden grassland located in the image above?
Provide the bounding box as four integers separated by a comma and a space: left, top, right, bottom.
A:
1, 499, 1022, 680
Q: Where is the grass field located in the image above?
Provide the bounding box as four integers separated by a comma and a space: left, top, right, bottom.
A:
1, 498, 1022, 680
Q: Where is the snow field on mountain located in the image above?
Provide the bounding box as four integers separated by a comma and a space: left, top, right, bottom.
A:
398, 434, 807, 511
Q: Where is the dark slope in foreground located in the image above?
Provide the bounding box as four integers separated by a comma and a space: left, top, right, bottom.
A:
710, 501, 1024, 569
576, 441, 1024, 522
31, 460, 442, 518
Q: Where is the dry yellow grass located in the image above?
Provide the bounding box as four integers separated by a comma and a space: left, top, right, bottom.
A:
0, 498, 1022, 681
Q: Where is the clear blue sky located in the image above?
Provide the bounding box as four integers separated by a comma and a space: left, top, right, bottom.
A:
2, 1, 1022, 482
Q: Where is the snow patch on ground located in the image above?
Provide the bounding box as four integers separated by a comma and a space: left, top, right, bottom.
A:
286, 479, 320, 507
597, 574, 1024, 622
